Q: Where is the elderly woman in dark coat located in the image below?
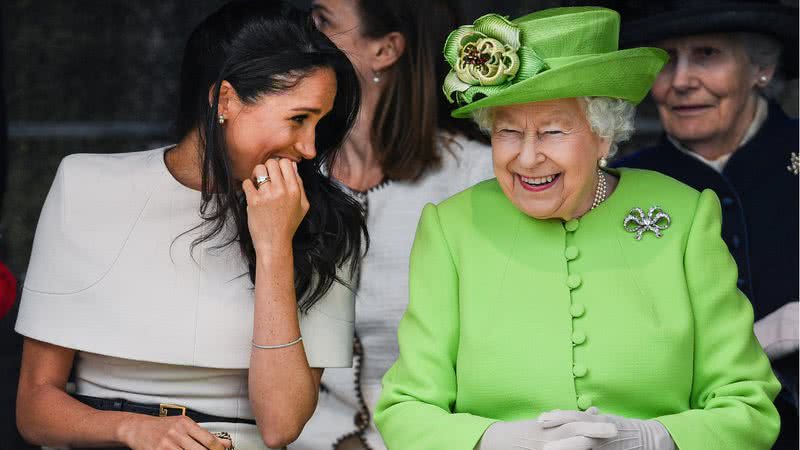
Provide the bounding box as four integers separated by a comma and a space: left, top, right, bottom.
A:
614, 1, 798, 448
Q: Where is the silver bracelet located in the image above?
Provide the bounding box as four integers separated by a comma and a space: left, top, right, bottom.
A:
251, 336, 303, 349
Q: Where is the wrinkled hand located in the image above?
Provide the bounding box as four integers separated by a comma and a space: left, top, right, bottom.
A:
119, 415, 233, 450
242, 158, 309, 253
538, 408, 675, 450
476, 416, 617, 450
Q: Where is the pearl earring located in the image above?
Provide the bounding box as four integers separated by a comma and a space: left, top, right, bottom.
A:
372, 71, 381, 83
759, 75, 768, 84
218, 113, 225, 125
599, 157, 608, 168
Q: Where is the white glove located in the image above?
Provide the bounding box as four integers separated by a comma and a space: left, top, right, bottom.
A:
537, 408, 675, 450
476, 417, 617, 450
754, 301, 799, 360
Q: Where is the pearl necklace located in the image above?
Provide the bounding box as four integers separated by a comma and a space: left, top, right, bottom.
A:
590, 169, 608, 210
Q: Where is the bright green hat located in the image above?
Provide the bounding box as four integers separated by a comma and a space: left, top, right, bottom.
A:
442, 7, 668, 118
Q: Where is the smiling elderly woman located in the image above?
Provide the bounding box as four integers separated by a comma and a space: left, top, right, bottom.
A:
374, 7, 781, 450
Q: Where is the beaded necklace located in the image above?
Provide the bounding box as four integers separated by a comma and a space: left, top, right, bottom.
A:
591, 168, 608, 210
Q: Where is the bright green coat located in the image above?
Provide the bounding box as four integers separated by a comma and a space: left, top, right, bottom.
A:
375, 168, 780, 450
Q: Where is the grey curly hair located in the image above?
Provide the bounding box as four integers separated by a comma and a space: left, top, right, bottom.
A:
471, 97, 636, 157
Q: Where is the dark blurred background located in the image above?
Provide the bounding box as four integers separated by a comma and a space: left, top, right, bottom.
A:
0, 1, 796, 448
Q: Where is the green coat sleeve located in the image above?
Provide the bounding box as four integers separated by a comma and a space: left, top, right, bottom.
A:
374, 203, 496, 450
656, 189, 781, 449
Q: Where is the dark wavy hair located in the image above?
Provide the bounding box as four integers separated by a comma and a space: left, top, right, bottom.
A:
355, 0, 487, 181
176, 0, 366, 312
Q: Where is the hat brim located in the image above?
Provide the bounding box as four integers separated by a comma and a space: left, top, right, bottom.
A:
620, 5, 798, 76
450, 47, 667, 118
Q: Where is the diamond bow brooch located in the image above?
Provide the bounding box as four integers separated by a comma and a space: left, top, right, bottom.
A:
623, 206, 671, 241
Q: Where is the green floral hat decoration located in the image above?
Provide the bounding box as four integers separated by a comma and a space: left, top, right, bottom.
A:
443, 7, 668, 118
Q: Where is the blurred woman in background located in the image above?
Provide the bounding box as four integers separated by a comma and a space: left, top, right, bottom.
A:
294, 1, 493, 448
615, 2, 798, 447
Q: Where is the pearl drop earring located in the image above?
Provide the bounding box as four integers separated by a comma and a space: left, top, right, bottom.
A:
218, 113, 225, 125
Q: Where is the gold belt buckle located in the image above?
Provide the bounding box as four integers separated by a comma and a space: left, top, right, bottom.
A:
159, 403, 187, 417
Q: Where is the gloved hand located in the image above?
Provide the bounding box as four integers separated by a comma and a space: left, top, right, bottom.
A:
476, 416, 618, 450
537, 407, 676, 450
754, 301, 799, 360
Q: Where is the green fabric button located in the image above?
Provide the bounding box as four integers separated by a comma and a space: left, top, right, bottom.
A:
573, 364, 588, 377
567, 274, 582, 289
570, 304, 586, 318
564, 246, 579, 260
577, 394, 593, 410
564, 219, 580, 232
572, 330, 586, 345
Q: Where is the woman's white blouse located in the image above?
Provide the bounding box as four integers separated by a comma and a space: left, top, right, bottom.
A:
15, 147, 356, 449
294, 134, 493, 449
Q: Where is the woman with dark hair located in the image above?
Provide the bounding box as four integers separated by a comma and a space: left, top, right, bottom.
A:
14, 1, 365, 449
293, 1, 492, 449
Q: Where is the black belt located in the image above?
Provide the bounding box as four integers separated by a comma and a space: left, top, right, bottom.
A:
73, 393, 256, 425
